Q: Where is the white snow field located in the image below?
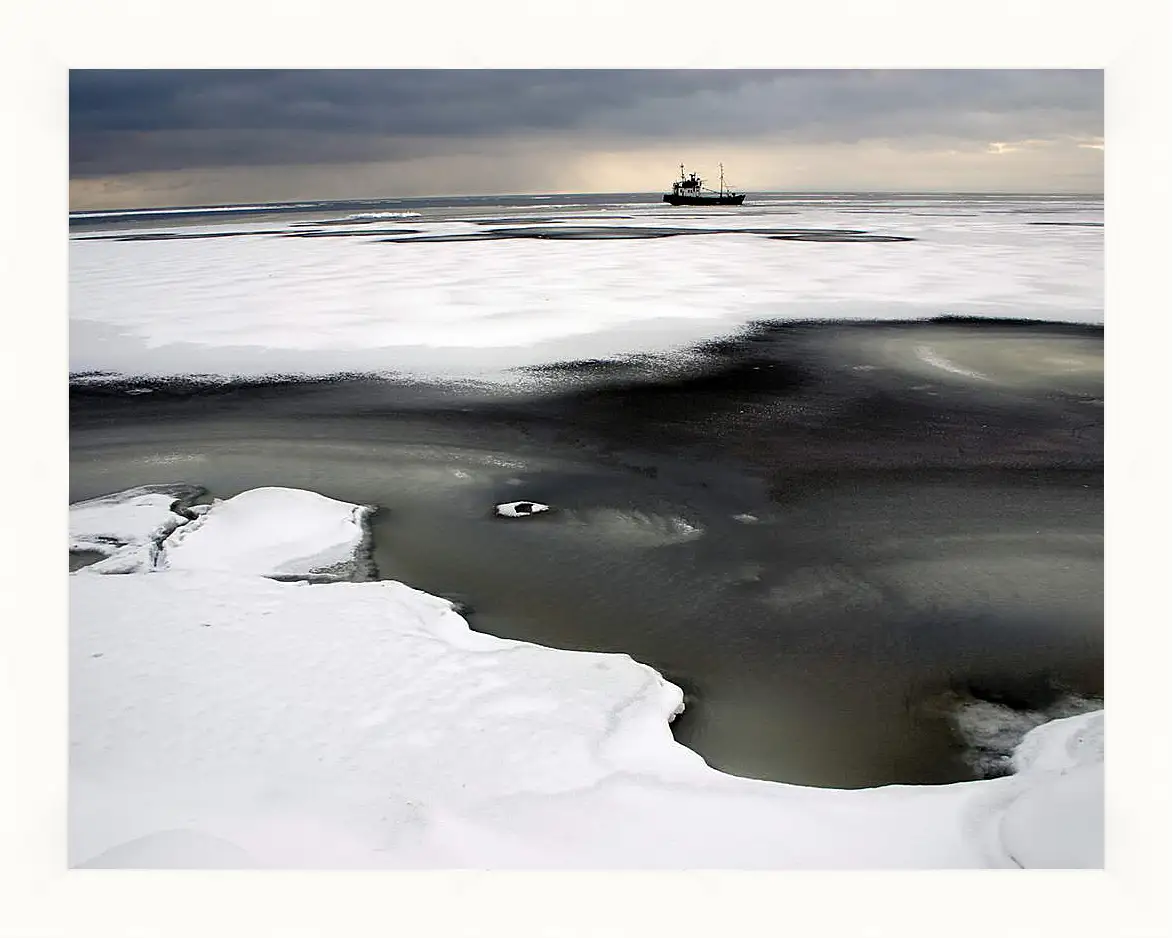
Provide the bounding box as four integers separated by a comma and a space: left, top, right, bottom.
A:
69, 197, 1102, 383
70, 486, 1104, 869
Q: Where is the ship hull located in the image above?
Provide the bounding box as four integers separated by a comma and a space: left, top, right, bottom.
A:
662, 193, 746, 206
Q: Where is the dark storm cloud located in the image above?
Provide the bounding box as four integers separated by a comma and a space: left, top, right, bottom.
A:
69, 69, 1102, 176
69, 70, 770, 174
70, 70, 768, 135
603, 69, 1103, 142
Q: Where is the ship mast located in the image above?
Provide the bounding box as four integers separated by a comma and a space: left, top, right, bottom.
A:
719, 163, 725, 197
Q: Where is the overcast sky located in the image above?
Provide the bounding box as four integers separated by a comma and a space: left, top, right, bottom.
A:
69, 69, 1104, 209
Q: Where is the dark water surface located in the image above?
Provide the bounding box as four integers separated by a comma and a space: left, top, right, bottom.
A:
70, 320, 1103, 788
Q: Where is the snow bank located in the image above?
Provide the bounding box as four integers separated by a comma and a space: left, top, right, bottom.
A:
949, 692, 1103, 778
999, 712, 1104, 868
69, 485, 1104, 869
76, 829, 258, 869
159, 486, 372, 578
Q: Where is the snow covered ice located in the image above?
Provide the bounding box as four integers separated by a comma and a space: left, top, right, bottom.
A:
70, 485, 1105, 869
69, 483, 202, 573
69, 197, 1103, 384
160, 486, 373, 578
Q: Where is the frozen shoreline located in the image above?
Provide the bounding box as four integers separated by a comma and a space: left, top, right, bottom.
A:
70, 485, 1104, 868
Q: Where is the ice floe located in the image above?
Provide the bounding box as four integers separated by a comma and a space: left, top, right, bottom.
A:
341, 211, 423, 221
494, 500, 551, 518
158, 486, 373, 578
68, 483, 203, 573
69, 484, 1104, 869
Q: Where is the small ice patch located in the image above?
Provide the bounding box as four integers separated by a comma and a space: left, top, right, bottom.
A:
913, 344, 991, 381
480, 457, 527, 470
495, 501, 550, 518
142, 453, 207, 466
343, 211, 422, 220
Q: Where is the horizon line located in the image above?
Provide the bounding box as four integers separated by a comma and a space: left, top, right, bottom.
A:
69, 189, 1106, 216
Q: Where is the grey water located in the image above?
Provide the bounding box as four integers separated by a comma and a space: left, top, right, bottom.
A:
70, 320, 1104, 789
68, 190, 1103, 232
